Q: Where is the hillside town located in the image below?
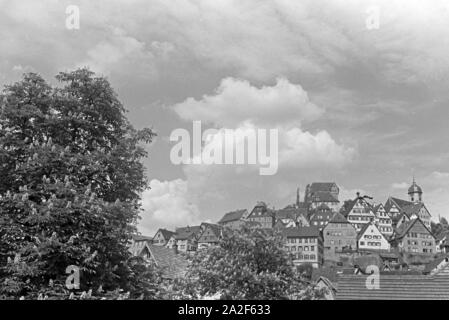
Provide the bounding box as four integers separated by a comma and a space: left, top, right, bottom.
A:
131, 179, 449, 300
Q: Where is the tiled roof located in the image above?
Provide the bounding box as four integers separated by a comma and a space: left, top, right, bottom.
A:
198, 223, 222, 242
156, 228, 176, 240
276, 206, 308, 220
249, 202, 276, 218
309, 209, 334, 222
281, 226, 320, 238
218, 209, 247, 224
310, 182, 338, 193
328, 212, 350, 224
175, 225, 202, 240
401, 203, 424, 218
336, 269, 449, 300
147, 244, 189, 279
394, 218, 434, 241
386, 197, 413, 212
356, 223, 372, 241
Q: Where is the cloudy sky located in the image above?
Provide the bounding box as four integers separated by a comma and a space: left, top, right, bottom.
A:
2, 0, 449, 235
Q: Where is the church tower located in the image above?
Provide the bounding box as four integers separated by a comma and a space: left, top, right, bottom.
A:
408, 177, 423, 203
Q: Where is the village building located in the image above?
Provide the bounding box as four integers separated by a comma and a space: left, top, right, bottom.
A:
197, 223, 222, 249
357, 221, 391, 251
401, 203, 432, 229
373, 203, 393, 237
282, 227, 324, 268
305, 182, 340, 211
152, 228, 176, 246
390, 218, 436, 254
436, 231, 449, 253
275, 205, 309, 228
217, 209, 248, 230
323, 212, 357, 261
343, 193, 376, 233
246, 201, 276, 229
385, 178, 431, 228
129, 241, 188, 279
385, 196, 413, 223
309, 204, 334, 231
315, 276, 337, 300
171, 225, 202, 253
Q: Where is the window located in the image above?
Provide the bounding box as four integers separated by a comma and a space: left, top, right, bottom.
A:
304, 246, 309, 251
311, 246, 315, 251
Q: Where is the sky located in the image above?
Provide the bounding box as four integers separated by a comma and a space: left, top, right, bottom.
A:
1, 0, 449, 235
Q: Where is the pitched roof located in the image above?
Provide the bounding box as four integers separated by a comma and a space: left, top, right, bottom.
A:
356, 223, 372, 241
218, 209, 247, 224
155, 228, 176, 240
248, 202, 276, 218
386, 197, 413, 212
394, 218, 434, 241
336, 270, 449, 300
401, 203, 426, 218
328, 212, 350, 224
309, 182, 338, 193
175, 225, 202, 240
281, 226, 321, 238
147, 244, 189, 279
198, 223, 222, 242
309, 210, 334, 222
373, 203, 385, 213
276, 206, 308, 220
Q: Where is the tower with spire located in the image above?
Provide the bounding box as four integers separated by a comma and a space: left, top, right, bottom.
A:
408, 177, 423, 203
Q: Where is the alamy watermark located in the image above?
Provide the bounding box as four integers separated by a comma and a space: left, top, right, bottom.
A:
170, 121, 279, 176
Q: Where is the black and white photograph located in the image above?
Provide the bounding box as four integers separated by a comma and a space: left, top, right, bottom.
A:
1, 0, 449, 307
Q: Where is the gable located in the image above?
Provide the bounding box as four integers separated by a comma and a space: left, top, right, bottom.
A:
408, 219, 433, 236
348, 199, 374, 216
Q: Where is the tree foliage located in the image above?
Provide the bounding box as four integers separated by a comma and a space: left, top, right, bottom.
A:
0, 69, 157, 299
179, 226, 325, 300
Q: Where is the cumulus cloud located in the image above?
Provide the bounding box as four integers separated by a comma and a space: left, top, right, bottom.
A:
139, 179, 201, 235
173, 77, 323, 127
171, 77, 355, 171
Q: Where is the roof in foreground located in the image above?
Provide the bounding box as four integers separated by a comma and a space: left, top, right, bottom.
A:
336, 269, 449, 300
148, 244, 189, 279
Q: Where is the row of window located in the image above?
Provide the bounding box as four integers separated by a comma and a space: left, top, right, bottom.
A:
407, 247, 433, 253
364, 235, 382, 240
349, 216, 373, 221
407, 240, 433, 246
292, 254, 317, 261
287, 238, 316, 244
359, 241, 382, 247
286, 245, 316, 252
408, 233, 433, 239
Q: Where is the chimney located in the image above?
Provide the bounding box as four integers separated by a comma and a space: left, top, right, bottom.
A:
356, 192, 360, 198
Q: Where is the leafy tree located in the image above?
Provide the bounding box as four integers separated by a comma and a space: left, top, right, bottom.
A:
0, 69, 156, 299
179, 226, 324, 300
339, 200, 354, 216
